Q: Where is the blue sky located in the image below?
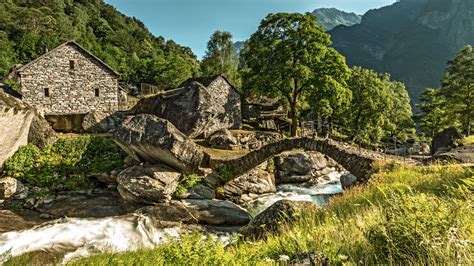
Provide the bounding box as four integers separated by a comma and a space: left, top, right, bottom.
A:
105, 0, 396, 58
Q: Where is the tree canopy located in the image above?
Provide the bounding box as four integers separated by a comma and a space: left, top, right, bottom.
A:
0, 0, 200, 88
440, 45, 473, 135
416, 45, 474, 137
201, 31, 240, 88
241, 12, 350, 136
344, 67, 414, 143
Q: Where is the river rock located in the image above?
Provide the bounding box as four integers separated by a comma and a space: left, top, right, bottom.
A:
240, 200, 317, 239
0, 210, 38, 233
221, 167, 276, 204
275, 151, 329, 184
117, 164, 181, 204
113, 114, 204, 173
131, 75, 242, 138
35, 189, 141, 218
0, 177, 28, 200
179, 183, 216, 200
182, 199, 251, 226
431, 127, 463, 154
207, 129, 238, 150
135, 201, 198, 225
340, 173, 358, 190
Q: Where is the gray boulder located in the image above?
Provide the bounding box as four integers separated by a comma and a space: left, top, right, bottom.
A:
431, 127, 463, 154
117, 164, 181, 204
131, 75, 242, 138
340, 173, 358, 190
178, 183, 216, 200
113, 114, 204, 173
207, 129, 238, 150
221, 167, 276, 204
240, 200, 317, 239
182, 199, 251, 226
137, 199, 250, 226
0, 92, 57, 167
82, 111, 126, 133
275, 151, 329, 184
0, 177, 28, 200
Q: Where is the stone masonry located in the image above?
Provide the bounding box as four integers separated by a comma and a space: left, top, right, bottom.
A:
18, 41, 120, 115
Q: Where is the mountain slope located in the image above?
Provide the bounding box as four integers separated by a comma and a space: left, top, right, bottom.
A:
0, 0, 200, 87
329, 0, 474, 104
313, 8, 361, 31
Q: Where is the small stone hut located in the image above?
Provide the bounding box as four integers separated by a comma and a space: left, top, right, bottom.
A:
16, 41, 125, 131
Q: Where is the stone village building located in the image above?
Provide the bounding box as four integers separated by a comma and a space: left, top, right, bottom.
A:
16, 41, 126, 131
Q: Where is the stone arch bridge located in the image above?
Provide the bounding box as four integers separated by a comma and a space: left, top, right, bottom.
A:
209, 137, 417, 183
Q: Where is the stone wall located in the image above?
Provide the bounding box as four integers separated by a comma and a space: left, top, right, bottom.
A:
206, 77, 242, 130
19, 43, 119, 115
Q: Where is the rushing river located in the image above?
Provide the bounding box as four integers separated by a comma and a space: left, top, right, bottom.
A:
0, 171, 344, 263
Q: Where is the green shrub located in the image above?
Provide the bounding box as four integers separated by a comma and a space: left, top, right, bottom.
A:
2, 136, 125, 191
174, 174, 205, 197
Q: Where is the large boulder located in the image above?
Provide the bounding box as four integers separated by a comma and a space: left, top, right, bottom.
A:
137, 199, 251, 226
0, 92, 57, 167
275, 151, 329, 184
221, 167, 276, 204
35, 189, 141, 218
117, 164, 181, 204
82, 111, 127, 133
240, 200, 317, 239
182, 199, 251, 226
431, 127, 463, 154
113, 114, 204, 173
131, 75, 242, 138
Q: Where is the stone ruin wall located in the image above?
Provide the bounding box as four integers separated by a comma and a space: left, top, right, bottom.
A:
19, 44, 119, 115
207, 77, 242, 130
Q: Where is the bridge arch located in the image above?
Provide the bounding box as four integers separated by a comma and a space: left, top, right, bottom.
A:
209, 137, 408, 183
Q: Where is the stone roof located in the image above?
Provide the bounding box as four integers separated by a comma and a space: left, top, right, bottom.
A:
17, 41, 119, 76
180, 74, 236, 90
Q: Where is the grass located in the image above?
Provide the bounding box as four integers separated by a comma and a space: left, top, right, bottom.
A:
463, 135, 474, 145
5, 164, 473, 265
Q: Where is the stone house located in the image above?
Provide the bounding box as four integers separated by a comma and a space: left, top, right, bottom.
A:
16, 41, 126, 131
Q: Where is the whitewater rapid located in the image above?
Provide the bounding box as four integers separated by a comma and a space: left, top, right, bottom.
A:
0, 214, 181, 264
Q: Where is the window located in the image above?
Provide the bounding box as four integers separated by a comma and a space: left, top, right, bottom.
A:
44, 88, 49, 97
95, 88, 100, 97
69, 60, 75, 70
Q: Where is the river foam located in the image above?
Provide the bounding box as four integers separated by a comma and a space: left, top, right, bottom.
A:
0, 214, 181, 263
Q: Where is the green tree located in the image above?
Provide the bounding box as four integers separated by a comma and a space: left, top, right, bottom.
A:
440, 45, 474, 135
346, 67, 394, 143
201, 31, 240, 88
385, 81, 415, 141
241, 13, 349, 136
415, 88, 452, 138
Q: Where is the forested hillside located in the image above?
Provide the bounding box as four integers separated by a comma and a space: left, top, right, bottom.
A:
0, 0, 200, 87
330, 0, 474, 105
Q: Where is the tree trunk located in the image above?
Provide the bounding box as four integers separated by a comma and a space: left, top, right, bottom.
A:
290, 101, 297, 137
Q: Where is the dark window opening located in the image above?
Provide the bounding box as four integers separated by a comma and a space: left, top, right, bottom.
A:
44, 88, 49, 97
95, 88, 100, 97
69, 60, 75, 70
